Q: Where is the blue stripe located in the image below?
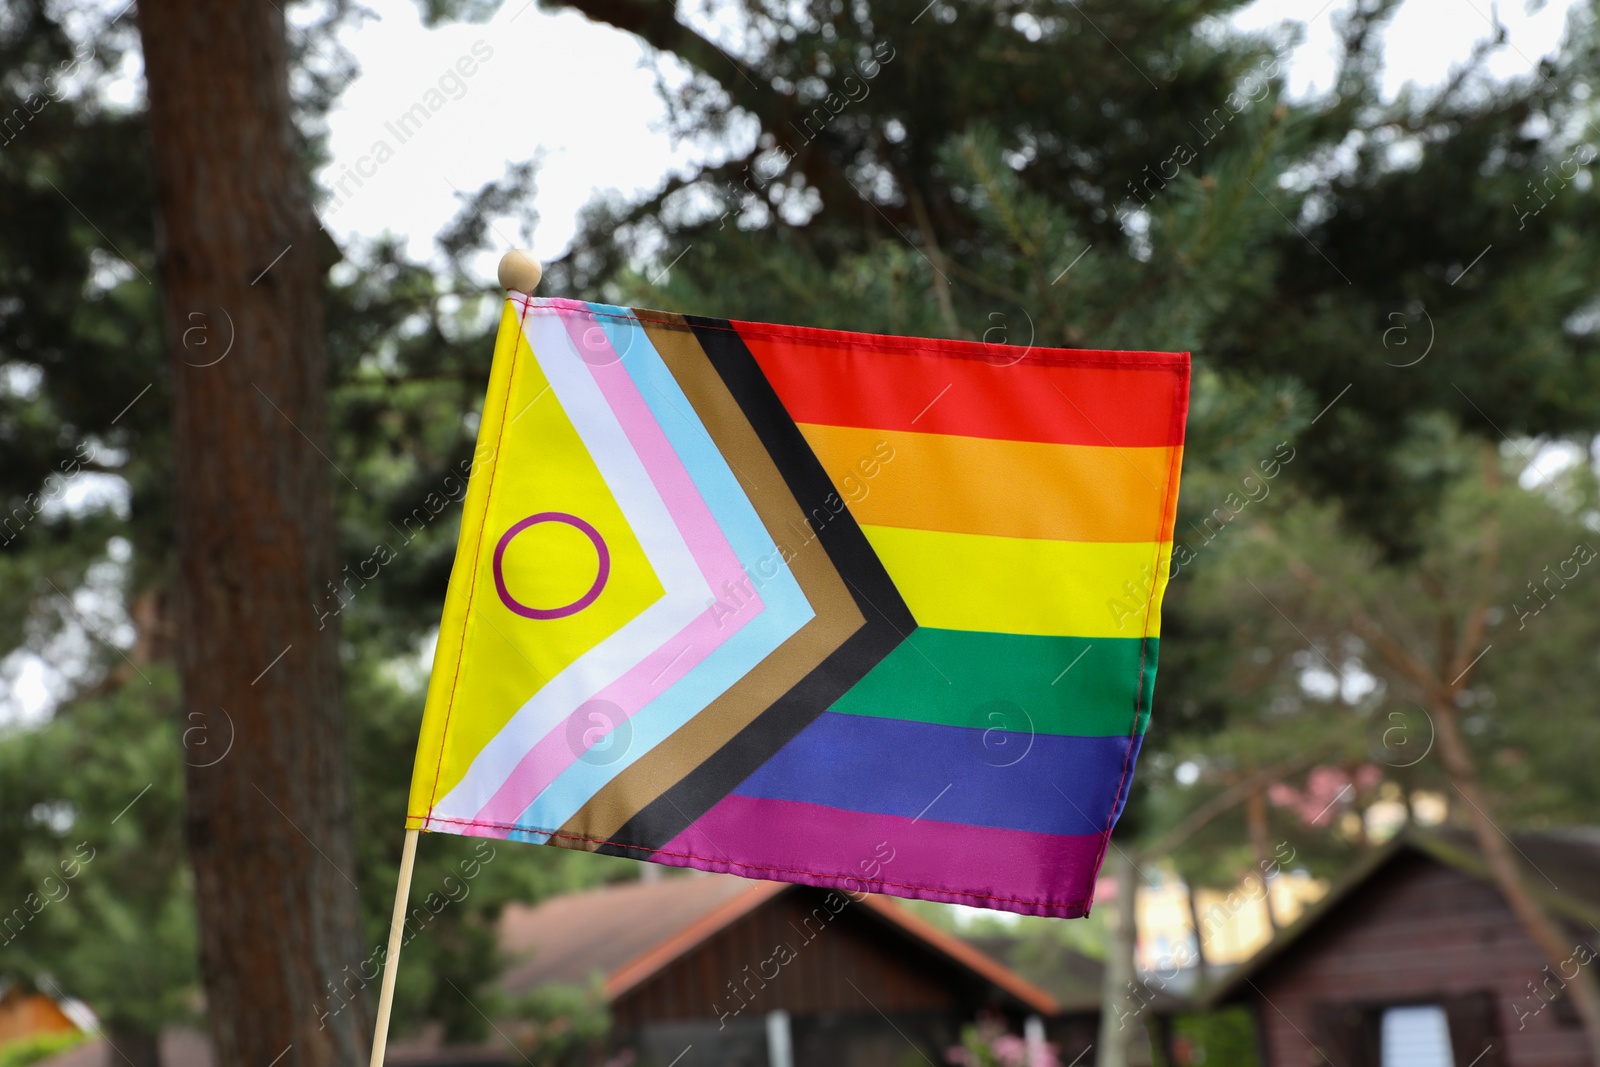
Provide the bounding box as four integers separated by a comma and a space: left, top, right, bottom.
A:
731, 711, 1141, 837
512, 305, 814, 837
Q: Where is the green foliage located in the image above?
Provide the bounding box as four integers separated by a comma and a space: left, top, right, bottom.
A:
510, 978, 612, 1066
1157, 1008, 1261, 1067
0, 669, 195, 1039
1006, 910, 1111, 968
901, 895, 1110, 966
1154, 430, 1600, 886
0, 1030, 90, 1067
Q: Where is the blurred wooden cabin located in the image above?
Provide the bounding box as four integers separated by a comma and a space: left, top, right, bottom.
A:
491, 872, 1065, 1066
1186, 829, 1600, 1067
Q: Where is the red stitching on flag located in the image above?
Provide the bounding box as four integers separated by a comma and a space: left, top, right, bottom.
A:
508, 295, 1189, 369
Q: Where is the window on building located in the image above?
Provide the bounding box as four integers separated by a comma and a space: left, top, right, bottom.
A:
1380, 1005, 1456, 1067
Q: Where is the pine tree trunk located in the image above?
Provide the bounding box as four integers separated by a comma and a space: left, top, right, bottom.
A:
1431, 696, 1600, 1062
1245, 787, 1279, 934
135, 3, 367, 1065
1096, 847, 1139, 1067
1184, 881, 1209, 983
107, 1024, 162, 1067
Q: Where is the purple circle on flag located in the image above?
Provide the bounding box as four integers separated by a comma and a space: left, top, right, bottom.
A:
493, 512, 610, 620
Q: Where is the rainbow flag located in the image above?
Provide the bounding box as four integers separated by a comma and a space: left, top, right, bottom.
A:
408, 296, 1187, 917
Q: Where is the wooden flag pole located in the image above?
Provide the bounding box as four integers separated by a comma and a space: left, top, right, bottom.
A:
370, 252, 541, 1066
368, 827, 419, 1067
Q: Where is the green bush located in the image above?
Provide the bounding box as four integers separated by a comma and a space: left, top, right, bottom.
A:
1162, 1008, 1260, 1067
0, 1030, 90, 1067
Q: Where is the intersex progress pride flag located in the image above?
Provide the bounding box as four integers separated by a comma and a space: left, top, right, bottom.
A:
408, 295, 1188, 917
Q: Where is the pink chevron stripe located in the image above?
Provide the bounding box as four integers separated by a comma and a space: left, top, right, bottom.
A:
658, 794, 1104, 918
469, 306, 761, 833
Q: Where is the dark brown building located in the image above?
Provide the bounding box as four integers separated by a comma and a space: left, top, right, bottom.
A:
1200, 829, 1600, 1067
499, 873, 1062, 1067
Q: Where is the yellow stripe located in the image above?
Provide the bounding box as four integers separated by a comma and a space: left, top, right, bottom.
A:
800, 423, 1180, 542
861, 525, 1171, 638
408, 302, 664, 821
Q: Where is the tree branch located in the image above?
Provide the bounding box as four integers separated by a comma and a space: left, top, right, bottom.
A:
1253, 524, 1443, 698
540, 0, 769, 117
1140, 747, 1330, 862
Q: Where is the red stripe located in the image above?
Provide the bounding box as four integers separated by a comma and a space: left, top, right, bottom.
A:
659, 793, 1105, 918
732, 320, 1189, 447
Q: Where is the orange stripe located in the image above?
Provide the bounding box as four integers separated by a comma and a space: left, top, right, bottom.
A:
798, 423, 1180, 542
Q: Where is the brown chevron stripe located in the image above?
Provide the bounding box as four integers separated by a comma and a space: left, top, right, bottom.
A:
584, 314, 915, 856
554, 313, 867, 850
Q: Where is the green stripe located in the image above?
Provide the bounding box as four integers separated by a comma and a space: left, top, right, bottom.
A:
831, 629, 1157, 737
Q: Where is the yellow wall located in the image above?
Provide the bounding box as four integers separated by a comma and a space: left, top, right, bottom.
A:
1136, 872, 1327, 971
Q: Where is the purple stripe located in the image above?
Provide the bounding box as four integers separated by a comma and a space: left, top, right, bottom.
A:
730, 712, 1139, 837
657, 794, 1104, 918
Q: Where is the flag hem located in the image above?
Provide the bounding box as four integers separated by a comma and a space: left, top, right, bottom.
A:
404, 814, 1095, 918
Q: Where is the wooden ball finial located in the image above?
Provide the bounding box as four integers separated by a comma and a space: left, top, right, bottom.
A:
497, 249, 543, 294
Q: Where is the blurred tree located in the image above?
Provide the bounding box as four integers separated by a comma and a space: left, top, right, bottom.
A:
0, 669, 195, 1067
0, 2, 603, 1064
506, 978, 613, 1066
1157, 1008, 1260, 1067
1176, 433, 1600, 1053
131, 0, 369, 1059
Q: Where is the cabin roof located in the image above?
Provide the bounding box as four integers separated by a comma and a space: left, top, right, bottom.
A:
1199, 826, 1600, 1009
499, 874, 781, 997
498, 873, 1059, 1016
